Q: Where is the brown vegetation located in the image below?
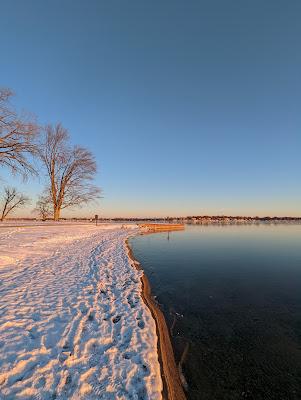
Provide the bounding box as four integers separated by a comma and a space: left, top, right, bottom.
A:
127, 240, 186, 400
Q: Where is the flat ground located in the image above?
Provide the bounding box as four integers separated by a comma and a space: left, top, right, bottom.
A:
0, 223, 162, 400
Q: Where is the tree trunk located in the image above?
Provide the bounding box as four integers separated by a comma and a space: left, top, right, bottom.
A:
1, 201, 8, 221
1, 208, 6, 221
53, 207, 61, 221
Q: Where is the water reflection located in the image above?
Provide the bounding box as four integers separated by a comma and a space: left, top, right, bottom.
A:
130, 224, 301, 400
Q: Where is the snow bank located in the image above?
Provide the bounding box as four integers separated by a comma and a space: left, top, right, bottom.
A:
0, 223, 162, 399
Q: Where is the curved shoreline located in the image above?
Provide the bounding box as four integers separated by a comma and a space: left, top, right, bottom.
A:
126, 238, 186, 400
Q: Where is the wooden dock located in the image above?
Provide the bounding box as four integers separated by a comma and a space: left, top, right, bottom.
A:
139, 223, 185, 232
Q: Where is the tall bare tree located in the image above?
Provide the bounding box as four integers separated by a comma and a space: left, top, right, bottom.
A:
40, 124, 101, 221
0, 186, 30, 221
0, 88, 39, 179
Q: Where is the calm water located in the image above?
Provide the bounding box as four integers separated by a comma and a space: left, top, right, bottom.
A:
129, 224, 301, 400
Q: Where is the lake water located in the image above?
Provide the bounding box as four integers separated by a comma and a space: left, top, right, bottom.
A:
129, 224, 301, 400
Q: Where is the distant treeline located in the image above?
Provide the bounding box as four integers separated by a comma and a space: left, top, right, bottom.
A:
5, 216, 301, 223
98, 216, 301, 221
183, 216, 301, 221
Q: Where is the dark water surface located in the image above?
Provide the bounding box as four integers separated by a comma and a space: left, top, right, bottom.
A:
129, 224, 301, 400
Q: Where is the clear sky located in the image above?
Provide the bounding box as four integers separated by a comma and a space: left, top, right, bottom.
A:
1, 0, 301, 217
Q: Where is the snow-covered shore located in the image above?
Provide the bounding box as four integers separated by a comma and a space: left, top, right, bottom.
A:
0, 223, 162, 399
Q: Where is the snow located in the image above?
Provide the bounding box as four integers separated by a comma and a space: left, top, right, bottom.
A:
0, 223, 162, 399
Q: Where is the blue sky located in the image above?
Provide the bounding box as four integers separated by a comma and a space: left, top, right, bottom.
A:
1, 0, 301, 217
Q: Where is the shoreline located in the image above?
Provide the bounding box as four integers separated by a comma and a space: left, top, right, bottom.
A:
126, 237, 186, 400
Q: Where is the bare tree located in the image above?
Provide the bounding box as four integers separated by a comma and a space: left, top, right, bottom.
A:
0, 88, 39, 179
0, 186, 30, 221
34, 195, 52, 221
40, 124, 101, 221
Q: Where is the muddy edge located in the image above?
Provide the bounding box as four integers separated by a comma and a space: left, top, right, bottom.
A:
126, 237, 186, 400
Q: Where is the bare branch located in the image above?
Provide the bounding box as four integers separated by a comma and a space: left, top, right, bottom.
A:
0, 88, 40, 180
0, 186, 30, 221
33, 194, 52, 221
39, 124, 101, 220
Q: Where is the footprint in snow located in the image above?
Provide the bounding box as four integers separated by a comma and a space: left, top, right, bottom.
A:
32, 312, 40, 321
142, 364, 150, 375
65, 374, 72, 386
138, 320, 145, 329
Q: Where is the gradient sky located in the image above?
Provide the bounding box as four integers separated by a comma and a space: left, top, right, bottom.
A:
1, 0, 301, 217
